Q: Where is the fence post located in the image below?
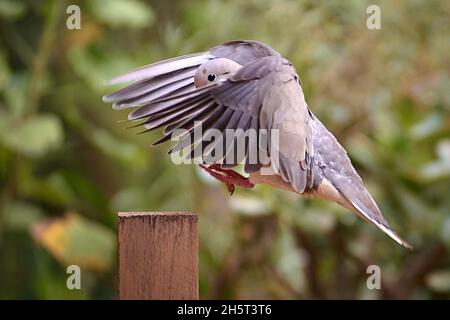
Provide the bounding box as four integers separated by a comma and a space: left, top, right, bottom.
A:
118, 212, 198, 299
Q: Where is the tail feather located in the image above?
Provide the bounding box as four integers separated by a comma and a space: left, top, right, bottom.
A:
311, 115, 412, 249
332, 175, 413, 250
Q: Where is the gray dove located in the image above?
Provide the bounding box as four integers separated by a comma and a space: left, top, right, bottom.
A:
103, 40, 411, 249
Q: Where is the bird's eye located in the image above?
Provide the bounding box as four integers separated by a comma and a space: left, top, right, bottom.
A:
207, 73, 216, 82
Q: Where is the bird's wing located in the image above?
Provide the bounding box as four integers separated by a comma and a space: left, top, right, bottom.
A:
171, 56, 311, 193
310, 116, 412, 249
105, 54, 313, 194
103, 40, 279, 110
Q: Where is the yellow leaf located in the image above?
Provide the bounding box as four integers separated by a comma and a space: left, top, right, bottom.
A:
32, 213, 115, 272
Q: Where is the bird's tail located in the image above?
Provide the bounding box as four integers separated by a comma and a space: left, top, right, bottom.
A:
310, 115, 412, 249
326, 170, 413, 250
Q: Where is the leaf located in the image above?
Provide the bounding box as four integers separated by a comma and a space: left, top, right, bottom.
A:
410, 113, 443, 140
32, 213, 115, 272
0, 0, 26, 19
436, 140, 450, 161
421, 140, 450, 179
0, 114, 64, 157
68, 47, 139, 91
2, 201, 45, 231
110, 187, 150, 212
88, 0, 154, 29
21, 173, 77, 207
421, 161, 450, 179
91, 128, 148, 169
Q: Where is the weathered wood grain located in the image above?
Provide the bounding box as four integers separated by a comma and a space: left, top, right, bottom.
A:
118, 212, 198, 299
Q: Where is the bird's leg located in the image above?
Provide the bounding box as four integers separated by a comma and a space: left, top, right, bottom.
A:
199, 163, 254, 195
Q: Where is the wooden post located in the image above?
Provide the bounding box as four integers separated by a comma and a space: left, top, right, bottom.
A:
118, 212, 198, 300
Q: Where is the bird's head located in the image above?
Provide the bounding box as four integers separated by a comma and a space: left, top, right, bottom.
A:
194, 58, 242, 87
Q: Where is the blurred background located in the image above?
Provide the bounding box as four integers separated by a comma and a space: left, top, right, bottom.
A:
0, 0, 449, 299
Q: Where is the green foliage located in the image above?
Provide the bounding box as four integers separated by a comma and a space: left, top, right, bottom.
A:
0, 0, 449, 299
88, 0, 154, 29
0, 114, 63, 157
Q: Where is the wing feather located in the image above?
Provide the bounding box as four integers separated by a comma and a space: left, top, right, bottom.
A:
104, 42, 313, 193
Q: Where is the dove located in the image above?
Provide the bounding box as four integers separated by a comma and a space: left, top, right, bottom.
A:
103, 40, 412, 249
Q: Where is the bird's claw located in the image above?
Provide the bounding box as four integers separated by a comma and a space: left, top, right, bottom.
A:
226, 183, 235, 195
199, 163, 253, 195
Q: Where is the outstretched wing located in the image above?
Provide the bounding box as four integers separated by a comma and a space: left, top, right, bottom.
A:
103, 40, 280, 110
105, 54, 314, 194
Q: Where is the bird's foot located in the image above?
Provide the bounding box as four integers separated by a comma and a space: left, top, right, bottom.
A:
199, 163, 254, 195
